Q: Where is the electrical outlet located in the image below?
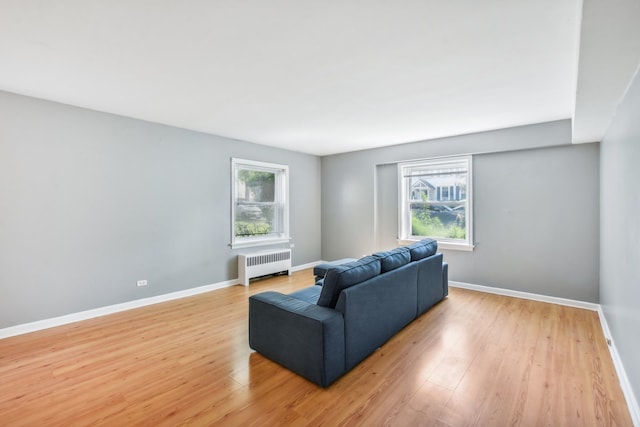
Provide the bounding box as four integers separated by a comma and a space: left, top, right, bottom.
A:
136, 280, 148, 287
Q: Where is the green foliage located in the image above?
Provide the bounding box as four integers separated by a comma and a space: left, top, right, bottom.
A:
239, 170, 275, 186
411, 215, 428, 236
235, 221, 271, 237
412, 209, 443, 235
411, 209, 466, 240
447, 225, 466, 239
239, 170, 275, 202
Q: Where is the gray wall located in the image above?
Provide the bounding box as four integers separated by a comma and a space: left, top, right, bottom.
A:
0, 90, 321, 328
322, 120, 570, 259
323, 120, 600, 302
600, 69, 640, 402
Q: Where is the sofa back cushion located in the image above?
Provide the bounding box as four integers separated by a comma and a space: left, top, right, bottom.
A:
373, 247, 411, 273
408, 238, 438, 261
317, 256, 381, 308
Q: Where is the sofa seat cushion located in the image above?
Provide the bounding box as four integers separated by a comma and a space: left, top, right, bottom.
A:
317, 256, 381, 308
373, 246, 411, 272
408, 238, 438, 261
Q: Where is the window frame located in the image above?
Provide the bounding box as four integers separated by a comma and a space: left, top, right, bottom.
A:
398, 155, 474, 251
231, 158, 290, 249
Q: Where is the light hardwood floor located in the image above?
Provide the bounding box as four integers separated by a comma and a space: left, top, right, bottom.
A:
0, 269, 632, 426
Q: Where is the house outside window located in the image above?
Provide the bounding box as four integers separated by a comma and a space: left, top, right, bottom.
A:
231, 158, 289, 249
398, 156, 473, 251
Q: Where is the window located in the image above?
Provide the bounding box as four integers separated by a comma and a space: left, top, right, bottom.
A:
441, 186, 449, 201
398, 156, 473, 251
231, 158, 289, 248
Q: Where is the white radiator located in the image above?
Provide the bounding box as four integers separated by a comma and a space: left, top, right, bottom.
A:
238, 249, 292, 286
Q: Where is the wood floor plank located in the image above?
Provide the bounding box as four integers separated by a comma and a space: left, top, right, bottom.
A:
0, 270, 633, 426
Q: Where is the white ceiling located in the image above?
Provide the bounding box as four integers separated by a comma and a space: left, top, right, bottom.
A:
0, 1, 595, 156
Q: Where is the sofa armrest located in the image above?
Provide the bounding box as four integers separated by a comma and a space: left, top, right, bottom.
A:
416, 253, 445, 316
249, 291, 345, 387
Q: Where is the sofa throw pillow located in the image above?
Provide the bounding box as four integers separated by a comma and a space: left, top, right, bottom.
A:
408, 238, 438, 261
373, 247, 411, 273
317, 256, 381, 308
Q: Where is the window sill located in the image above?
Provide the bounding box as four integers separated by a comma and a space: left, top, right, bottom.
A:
231, 237, 291, 250
397, 238, 474, 252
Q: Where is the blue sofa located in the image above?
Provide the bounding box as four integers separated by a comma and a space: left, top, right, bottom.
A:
248, 239, 448, 387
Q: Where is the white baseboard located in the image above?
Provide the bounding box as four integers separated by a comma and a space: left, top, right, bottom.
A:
449, 280, 638, 426
597, 307, 640, 427
0, 261, 323, 340
0, 278, 240, 340
291, 260, 324, 272
448, 280, 600, 311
